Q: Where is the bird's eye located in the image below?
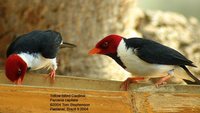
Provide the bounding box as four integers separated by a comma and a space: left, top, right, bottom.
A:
18, 69, 22, 76
101, 42, 109, 49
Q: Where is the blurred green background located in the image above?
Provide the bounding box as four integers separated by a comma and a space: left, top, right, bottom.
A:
138, 0, 200, 20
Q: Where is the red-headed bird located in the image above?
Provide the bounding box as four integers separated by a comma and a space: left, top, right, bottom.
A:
5, 30, 76, 84
89, 34, 200, 90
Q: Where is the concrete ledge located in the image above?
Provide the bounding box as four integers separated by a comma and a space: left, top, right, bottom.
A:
0, 70, 200, 113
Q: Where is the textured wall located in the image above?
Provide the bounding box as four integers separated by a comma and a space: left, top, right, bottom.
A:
130, 9, 200, 77
0, 0, 135, 80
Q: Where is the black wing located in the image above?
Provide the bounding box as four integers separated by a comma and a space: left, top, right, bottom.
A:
6, 30, 62, 59
39, 30, 62, 58
123, 38, 195, 67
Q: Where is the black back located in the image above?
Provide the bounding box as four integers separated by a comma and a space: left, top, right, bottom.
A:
7, 30, 63, 59
123, 38, 195, 67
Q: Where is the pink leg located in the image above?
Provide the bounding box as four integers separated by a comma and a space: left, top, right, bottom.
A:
14, 78, 22, 85
48, 69, 56, 83
120, 77, 144, 91
155, 75, 171, 87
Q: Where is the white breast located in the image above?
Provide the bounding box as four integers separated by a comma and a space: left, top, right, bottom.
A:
117, 39, 174, 77
18, 53, 57, 70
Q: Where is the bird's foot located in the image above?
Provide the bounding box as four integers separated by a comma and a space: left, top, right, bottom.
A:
155, 75, 171, 87
120, 77, 144, 91
48, 69, 56, 84
14, 78, 22, 85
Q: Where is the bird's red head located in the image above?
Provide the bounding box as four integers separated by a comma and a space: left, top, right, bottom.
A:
89, 34, 122, 55
5, 54, 27, 84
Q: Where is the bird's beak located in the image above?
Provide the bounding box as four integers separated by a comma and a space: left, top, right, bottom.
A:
60, 42, 77, 48
88, 48, 101, 55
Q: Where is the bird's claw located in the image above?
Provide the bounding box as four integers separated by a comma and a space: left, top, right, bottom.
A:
155, 75, 171, 87
49, 70, 55, 79
120, 77, 144, 91
48, 70, 56, 84
14, 78, 22, 85
155, 81, 167, 87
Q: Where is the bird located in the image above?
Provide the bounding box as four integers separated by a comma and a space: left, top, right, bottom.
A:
5, 30, 76, 85
89, 34, 200, 90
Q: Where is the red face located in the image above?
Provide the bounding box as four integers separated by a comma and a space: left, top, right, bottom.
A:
5, 54, 27, 84
89, 34, 122, 55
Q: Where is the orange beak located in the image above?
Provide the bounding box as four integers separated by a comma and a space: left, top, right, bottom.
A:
88, 48, 101, 55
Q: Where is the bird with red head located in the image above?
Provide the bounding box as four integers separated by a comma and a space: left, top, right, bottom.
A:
89, 34, 200, 90
5, 30, 76, 85
5, 54, 27, 84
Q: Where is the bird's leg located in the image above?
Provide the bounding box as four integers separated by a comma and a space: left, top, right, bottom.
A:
48, 69, 56, 84
48, 58, 57, 83
120, 77, 145, 91
14, 77, 22, 85
155, 69, 174, 87
155, 75, 171, 87
49, 69, 56, 80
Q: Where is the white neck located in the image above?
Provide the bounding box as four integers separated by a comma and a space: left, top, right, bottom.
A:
18, 53, 57, 70
18, 53, 34, 67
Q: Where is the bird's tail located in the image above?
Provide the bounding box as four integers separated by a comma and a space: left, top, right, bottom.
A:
60, 42, 76, 48
180, 65, 200, 85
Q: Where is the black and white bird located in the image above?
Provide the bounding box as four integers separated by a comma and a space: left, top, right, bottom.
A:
5, 30, 76, 84
89, 34, 200, 90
